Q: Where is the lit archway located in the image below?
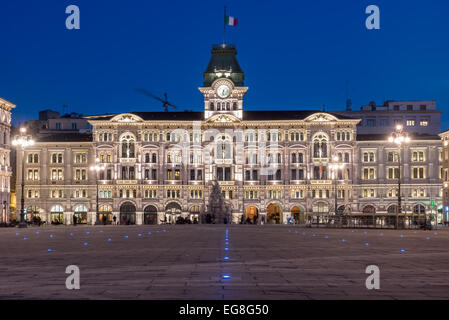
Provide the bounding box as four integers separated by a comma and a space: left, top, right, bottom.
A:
74, 205, 88, 224
165, 202, 182, 224
99, 205, 113, 225
267, 203, 282, 224
245, 206, 258, 224
50, 205, 64, 224
120, 202, 136, 225
189, 205, 201, 224
291, 206, 304, 224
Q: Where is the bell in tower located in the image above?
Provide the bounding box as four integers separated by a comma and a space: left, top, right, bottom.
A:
199, 44, 248, 121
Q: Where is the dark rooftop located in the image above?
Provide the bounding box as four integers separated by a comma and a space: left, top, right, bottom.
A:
36, 133, 92, 143
357, 133, 440, 141
86, 111, 356, 122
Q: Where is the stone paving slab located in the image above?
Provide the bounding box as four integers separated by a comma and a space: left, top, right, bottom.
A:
0, 225, 448, 299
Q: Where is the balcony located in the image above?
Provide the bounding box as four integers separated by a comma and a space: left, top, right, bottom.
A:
116, 180, 138, 185
310, 180, 332, 185
120, 158, 136, 164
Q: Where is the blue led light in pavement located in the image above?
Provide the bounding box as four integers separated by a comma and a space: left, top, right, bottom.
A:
148, 232, 152, 235
324, 235, 328, 239
36, 232, 39, 235
47, 249, 53, 252
224, 247, 229, 251
69, 233, 74, 236
400, 234, 404, 238
162, 229, 166, 232
222, 275, 231, 279
108, 238, 112, 242
50, 234, 54, 238
83, 242, 88, 246
363, 232, 367, 235
138, 234, 142, 237
341, 239, 346, 242
224, 257, 229, 261
312, 234, 316, 237
86, 232, 90, 235
23, 237, 27, 241
100, 230, 103, 233
15, 232, 19, 236
225, 241, 229, 245
124, 235, 129, 239
351, 230, 355, 233
365, 242, 369, 246
434, 232, 438, 235
400, 249, 406, 253
426, 237, 430, 240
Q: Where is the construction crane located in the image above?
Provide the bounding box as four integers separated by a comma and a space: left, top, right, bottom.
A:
136, 89, 178, 112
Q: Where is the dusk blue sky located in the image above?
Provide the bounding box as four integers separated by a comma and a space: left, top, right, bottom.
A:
1, 0, 449, 129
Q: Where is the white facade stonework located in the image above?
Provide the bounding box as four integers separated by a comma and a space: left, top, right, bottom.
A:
15, 45, 444, 225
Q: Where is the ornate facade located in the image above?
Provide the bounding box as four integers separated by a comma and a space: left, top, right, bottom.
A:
0, 98, 14, 223
15, 44, 443, 225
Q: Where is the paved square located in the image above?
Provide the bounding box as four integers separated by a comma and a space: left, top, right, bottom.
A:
1, 225, 448, 299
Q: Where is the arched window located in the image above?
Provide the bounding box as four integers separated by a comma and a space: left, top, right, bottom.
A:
210, 102, 214, 110
152, 153, 157, 163
120, 134, 135, 158
216, 136, 232, 160
313, 134, 328, 158
413, 204, 425, 215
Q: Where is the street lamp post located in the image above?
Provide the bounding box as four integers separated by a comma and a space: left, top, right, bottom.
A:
388, 125, 411, 229
90, 159, 105, 225
330, 156, 344, 226
12, 128, 34, 228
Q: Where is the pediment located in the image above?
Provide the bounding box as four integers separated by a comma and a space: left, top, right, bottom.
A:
304, 113, 339, 122
111, 113, 143, 123
207, 114, 241, 123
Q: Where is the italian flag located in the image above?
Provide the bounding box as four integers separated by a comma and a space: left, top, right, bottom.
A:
225, 16, 238, 26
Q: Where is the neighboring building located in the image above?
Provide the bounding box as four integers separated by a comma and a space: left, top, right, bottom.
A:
439, 129, 449, 224
334, 100, 441, 135
0, 98, 14, 223
15, 44, 444, 226
24, 110, 91, 136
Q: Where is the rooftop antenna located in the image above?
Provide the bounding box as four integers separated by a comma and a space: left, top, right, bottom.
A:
345, 80, 352, 111
62, 104, 69, 115
322, 104, 326, 112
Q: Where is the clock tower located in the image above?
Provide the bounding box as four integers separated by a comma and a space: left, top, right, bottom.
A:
199, 44, 248, 121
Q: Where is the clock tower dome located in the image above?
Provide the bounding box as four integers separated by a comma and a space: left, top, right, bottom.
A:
199, 44, 248, 121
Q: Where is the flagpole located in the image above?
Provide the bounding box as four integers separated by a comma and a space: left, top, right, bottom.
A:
223, 6, 226, 46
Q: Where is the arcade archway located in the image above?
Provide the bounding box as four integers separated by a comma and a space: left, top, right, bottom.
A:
120, 202, 136, 225
144, 205, 158, 225
245, 206, 258, 224
165, 202, 182, 224
291, 206, 304, 224
267, 203, 282, 224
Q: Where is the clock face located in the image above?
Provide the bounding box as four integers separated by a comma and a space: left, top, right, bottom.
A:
217, 85, 230, 98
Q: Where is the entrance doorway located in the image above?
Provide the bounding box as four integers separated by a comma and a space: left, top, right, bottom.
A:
245, 206, 258, 224
144, 205, 158, 225
120, 202, 136, 225
291, 206, 304, 224
267, 204, 282, 224
165, 202, 181, 224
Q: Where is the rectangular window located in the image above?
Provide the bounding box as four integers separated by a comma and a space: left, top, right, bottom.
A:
420, 119, 429, 127
406, 119, 415, 126
362, 168, 375, 180
387, 167, 400, 179
412, 167, 425, 179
